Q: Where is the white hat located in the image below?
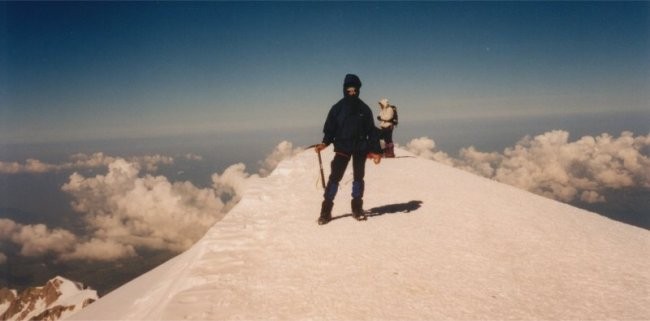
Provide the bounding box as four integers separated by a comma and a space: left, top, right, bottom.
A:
379, 98, 389, 108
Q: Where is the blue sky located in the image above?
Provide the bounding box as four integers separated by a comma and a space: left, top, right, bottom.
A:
2, 1, 649, 145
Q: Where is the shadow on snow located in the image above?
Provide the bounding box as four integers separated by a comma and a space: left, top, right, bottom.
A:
368, 200, 423, 217
330, 200, 423, 222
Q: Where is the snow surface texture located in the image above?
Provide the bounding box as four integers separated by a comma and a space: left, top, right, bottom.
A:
68, 148, 649, 320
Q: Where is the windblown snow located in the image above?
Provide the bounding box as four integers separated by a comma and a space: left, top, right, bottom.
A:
68, 147, 649, 320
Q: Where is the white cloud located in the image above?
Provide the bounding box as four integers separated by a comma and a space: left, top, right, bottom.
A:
580, 190, 606, 204
11, 224, 77, 257
258, 141, 304, 177
184, 153, 204, 161
405, 137, 454, 166
0, 218, 77, 257
406, 131, 650, 204
0, 218, 18, 236
62, 158, 226, 258
212, 163, 257, 212
0, 162, 20, 174
2, 141, 300, 262
56, 141, 295, 260
68, 153, 174, 172
0, 152, 174, 174
0, 159, 57, 174
60, 238, 136, 261
131, 155, 174, 172
456, 146, 503, 178
67, 152, 116, 169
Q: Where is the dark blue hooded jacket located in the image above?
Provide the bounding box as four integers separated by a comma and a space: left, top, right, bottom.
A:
322, 74, 382, 155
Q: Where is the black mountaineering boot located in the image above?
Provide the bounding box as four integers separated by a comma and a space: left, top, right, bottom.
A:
318, 200, 333, 225
351, 198, 367, 221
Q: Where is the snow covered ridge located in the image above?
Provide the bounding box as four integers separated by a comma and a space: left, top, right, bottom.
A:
0, 276, 97, 321
69, 147, 649, 320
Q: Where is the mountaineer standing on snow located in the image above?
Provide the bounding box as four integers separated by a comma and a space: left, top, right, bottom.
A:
377, 98, 397, 158
314, 74, 383, 225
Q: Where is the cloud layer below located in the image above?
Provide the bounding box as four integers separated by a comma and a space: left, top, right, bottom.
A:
0, 141, 302, 262
0, 153, 174, 174
406, 130, 650, 203
2, 134, 647, 263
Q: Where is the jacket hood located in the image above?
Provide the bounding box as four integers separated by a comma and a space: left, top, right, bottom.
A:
343, 74, 362, 95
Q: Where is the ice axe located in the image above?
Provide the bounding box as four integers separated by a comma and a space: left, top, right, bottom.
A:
308, 144, 326, 189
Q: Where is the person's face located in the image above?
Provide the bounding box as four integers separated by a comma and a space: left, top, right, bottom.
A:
346, 87, 358, 96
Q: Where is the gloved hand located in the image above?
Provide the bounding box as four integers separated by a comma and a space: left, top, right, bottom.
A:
368, 153, 382, 164
314, 143, 328, 153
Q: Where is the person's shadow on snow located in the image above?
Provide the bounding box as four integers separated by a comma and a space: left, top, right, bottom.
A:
330, 200, 423, 222
367, 200, 423, 217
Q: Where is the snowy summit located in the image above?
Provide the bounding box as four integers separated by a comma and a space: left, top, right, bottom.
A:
1, 276, 97, 321
68, 147, 649, 320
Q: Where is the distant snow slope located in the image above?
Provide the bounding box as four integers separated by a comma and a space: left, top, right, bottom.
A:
68, 148, 649, 320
